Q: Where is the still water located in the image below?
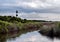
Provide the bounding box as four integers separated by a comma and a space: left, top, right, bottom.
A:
0, 31, 60, 42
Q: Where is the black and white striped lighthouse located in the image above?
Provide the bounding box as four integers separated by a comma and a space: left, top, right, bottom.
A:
16, 10, 18, 17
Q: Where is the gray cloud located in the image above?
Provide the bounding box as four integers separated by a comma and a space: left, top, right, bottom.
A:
0, 0, 59, 13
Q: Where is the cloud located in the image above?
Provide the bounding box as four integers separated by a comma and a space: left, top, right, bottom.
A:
19, 13, 60, 21
0, 0, 60, 13
0, 0, 59, 8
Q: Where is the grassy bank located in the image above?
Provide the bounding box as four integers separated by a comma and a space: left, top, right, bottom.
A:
0, 16, 60, 34
0, 16, 43, 33
0, 20, 43, 33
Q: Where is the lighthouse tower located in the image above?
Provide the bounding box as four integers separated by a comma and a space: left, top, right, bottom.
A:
16, 10, 18, 17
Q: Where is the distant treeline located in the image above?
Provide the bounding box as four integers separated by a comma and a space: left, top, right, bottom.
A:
0, 16, 20, 21
0, 16, 26, 23
0, 16, 52, 23
27, 20, 52, 22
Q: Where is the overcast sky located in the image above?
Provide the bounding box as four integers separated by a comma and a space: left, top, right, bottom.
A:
0, 0, 60, 21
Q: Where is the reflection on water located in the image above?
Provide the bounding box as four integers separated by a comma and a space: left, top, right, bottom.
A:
7, 31, 53, 42
0, 30, 60, 42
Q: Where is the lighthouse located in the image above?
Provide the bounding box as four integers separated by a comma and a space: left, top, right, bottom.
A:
16, 10, 18, 17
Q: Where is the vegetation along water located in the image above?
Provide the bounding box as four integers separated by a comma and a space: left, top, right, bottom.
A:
0, 16, 60, 42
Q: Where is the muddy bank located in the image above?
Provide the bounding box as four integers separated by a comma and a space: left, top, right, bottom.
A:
0, 25, 20, 34
39, 28, 60, 38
